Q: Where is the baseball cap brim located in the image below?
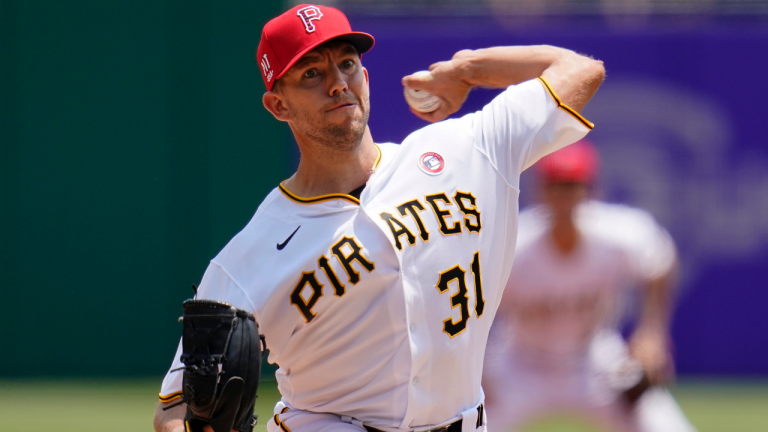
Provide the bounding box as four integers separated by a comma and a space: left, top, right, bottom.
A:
272, 32, 375, 85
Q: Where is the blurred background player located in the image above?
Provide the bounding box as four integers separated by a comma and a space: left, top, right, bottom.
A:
482, 140, 697, 432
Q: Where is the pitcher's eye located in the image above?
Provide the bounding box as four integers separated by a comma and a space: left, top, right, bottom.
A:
342, 60, 353, 69
304, 69, 317, 78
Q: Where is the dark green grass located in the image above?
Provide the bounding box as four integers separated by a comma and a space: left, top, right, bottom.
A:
0, 378, 765, 431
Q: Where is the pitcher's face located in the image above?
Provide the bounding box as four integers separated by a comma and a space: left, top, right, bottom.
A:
265, 40, 370, 151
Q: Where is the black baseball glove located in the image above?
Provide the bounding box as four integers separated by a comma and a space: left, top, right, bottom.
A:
176, 299, 262, 432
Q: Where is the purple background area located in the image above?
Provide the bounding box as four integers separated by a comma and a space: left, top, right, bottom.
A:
348, 15, 768, 375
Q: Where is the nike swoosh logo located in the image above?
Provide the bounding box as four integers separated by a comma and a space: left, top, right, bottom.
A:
277, 226, 301, 250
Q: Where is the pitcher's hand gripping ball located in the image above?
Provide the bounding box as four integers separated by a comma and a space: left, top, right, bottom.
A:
178, 299, 262, 432
403, 71, 441, 113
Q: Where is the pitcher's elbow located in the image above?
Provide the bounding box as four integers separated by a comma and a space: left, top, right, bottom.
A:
589, 58, 606, 85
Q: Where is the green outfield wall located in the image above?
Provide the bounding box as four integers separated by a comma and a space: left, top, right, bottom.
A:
0, 0, 289, 377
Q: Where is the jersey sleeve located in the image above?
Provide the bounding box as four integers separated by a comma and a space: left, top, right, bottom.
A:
472, 77, 594, 188
158, 261, 256, 402
195, 260, 256, 311
159, 339, 184, 402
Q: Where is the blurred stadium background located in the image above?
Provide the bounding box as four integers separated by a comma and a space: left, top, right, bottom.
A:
1, 0, 767, 430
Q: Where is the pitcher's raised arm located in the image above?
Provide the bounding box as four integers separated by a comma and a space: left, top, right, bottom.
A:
402, 45, 605, 122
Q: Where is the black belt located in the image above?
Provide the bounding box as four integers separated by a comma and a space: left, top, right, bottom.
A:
365, 404, 484, 432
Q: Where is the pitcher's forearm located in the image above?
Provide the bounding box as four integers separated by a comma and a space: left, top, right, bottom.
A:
154, 401, 186, 432
452, 45, 605, 111
451, 46, 564, 88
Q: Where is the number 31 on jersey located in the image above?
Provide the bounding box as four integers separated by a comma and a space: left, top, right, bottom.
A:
437, 251, 484, 338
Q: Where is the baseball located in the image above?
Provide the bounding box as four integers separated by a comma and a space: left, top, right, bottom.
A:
404, 71, 441, 113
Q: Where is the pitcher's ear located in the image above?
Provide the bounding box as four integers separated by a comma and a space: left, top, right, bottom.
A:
263, 91, 290, 122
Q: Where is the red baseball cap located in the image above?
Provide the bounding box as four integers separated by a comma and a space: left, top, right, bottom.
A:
537, 139, 600, 184
256, 4, 375, 91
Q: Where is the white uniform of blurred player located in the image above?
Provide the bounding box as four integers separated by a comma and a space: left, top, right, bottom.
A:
483, 140, 697, 432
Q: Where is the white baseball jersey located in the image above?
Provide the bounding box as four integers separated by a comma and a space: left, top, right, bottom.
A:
160, 78, 592, 430
490, 200, 677, 364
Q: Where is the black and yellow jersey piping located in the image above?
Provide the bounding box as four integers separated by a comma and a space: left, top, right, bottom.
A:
158, 390, 183, 403
537, 76, 595, 130
278, 144, 382, 205
274, 407, 291, 431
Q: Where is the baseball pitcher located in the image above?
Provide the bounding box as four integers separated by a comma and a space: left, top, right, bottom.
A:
153, 4, 605, 432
